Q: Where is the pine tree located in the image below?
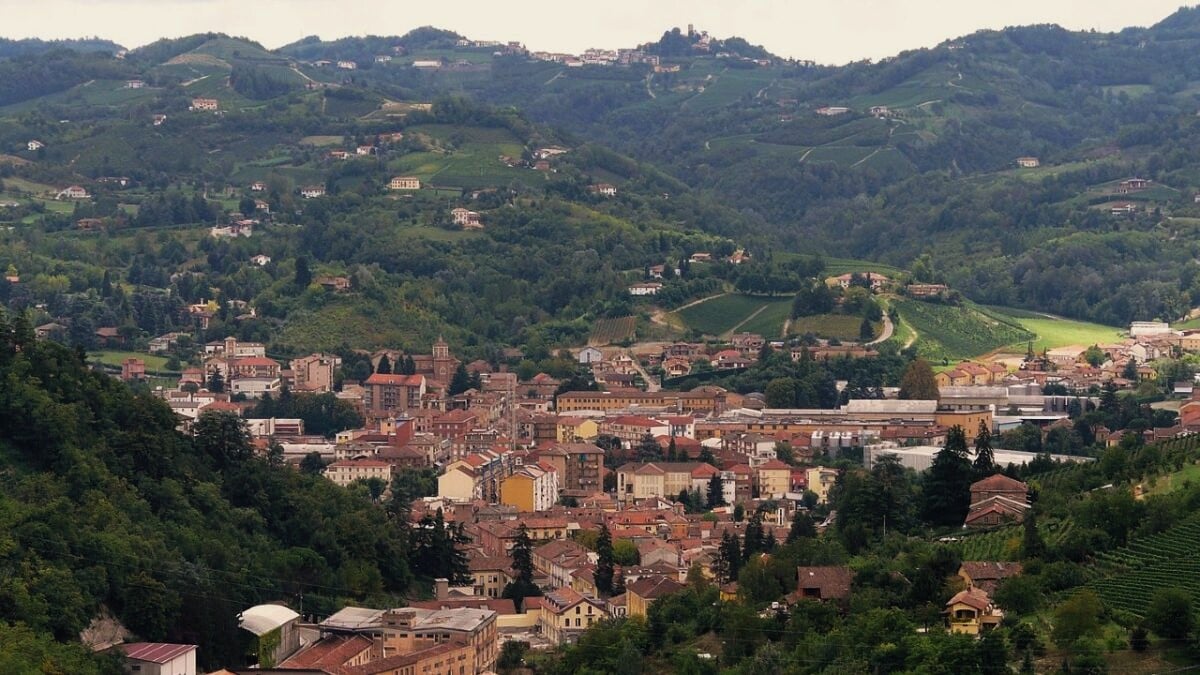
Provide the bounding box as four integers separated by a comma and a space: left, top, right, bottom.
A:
502, 524, 540, 611
707, 473, 725, 508
449, 363, 472, 395
376, 354, 392, 374
859, 315, 875, 341
595, 524, 615, 597
667, 436, 678, 461
973, 420, 995, 478
404, 355, 416, 375
743, 510, 765, 562
921, 425, 973, 526
787, 510, 816, 543
715, 531, 742, 583
294, 256, 312, 288
1022, 509, 1046, 560
207, 367, 225, 393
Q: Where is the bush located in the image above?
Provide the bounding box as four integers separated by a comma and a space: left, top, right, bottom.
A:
1146, 588, 1193, 639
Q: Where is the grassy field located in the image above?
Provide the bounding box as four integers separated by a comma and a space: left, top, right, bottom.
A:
738, 299, 794, 338
789, 313, 882, 341
676, 294, 778, 337
91, 350, 171, 371
821, 257, 905, 277
893, 299, 1034, 362
984, 307, 1123, 350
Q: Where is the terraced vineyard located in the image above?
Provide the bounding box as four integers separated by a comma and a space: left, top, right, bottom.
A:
1088, 513, 1200, 617
953, 518, 1075, 561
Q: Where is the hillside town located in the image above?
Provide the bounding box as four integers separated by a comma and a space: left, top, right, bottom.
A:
79, 306, 1200, 673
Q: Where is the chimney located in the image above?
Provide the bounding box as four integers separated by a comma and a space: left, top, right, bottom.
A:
435, 578, 449, 600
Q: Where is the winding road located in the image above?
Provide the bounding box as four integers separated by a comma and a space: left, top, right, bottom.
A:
865, 313, 895, 346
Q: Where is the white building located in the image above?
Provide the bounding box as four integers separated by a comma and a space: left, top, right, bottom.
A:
629, 282, 663, 296
863, 444, 1092, 472
1130, 321, 1172, 338
577, 346, 604, 364
229, 376, 281, 399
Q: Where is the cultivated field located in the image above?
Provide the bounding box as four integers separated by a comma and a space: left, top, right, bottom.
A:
892, 299, 1033, 362
590, 316, 637, 346
789, 314, 882, 342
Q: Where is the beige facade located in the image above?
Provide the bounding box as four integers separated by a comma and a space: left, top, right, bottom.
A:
438, 466, 478, 502
326, 459, 393, 487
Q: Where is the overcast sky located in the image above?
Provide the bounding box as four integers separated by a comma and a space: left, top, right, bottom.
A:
0, 0, 1190, 64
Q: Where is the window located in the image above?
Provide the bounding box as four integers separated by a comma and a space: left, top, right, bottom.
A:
575, 618, 581, 627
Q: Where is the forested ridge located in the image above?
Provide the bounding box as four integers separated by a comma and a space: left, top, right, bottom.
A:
0, 311, 421, 670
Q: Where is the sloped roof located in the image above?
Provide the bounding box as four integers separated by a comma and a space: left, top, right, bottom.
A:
970, 473, 1029, 493
795, 566, 853, 600
119, 643, 196, 663
946, 586, 991, 612
626, 575, 684, 600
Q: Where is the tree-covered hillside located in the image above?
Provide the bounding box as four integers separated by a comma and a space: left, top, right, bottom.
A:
0, 312, 420, 670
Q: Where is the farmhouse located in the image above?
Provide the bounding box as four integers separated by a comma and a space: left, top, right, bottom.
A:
451, 207, 483, 228
190, 98, 219, 111
125, 79, 146, 89
964, 474, 1030, 528
1118, 177, 1150, 193
337, 60, 358, 70
906, 283, 949, 298
152, 114, 167, 126
389, 176, 421, 191
300, 185, 326, 199
1015, 157, 1040, 168
27, 140, 44, 151
628, 282, 663, 296
815, 106, 850, 116
56, 185, 90, 200
412, 60, 443, 69
589, 183, 617, 197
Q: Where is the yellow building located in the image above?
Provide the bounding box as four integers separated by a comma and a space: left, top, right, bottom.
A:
499, 464, 558, 512
557, 417, 599, 442
934, 409, 992, 435
945, 587, 1002, 635
754, 459, 792, 498
805, 467, 838, 504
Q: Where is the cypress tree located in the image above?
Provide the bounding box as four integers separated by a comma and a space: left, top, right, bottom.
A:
595, 524, 615, 597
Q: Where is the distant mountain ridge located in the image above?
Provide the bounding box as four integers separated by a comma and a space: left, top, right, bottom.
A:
0, 36, 124, 58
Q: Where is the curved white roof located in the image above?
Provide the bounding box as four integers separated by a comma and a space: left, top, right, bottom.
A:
238, 604, 299, 636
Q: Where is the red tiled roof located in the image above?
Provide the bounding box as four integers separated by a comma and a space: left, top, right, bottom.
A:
280, 635, 371, 669
626, 575, 684, 600
365, 373, 425, 386
970, 474, 1028, 492
757, 459, 791, 471
119, 643, 196, 663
